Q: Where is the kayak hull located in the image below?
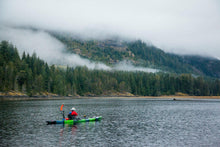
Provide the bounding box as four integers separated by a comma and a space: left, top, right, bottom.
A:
46, 116, 102, 125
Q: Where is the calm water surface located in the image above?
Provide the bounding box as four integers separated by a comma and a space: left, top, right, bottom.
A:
1, 98, 220, 146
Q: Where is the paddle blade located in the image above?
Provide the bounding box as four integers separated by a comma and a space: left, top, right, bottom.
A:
60, 104, 64, 111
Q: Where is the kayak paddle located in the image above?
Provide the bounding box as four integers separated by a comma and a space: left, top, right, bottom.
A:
60, 104, 65, 119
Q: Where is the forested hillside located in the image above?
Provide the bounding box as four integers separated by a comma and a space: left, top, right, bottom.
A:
1, 41, 220, 97
183, 56, 220, 78
51, 32, 220, 78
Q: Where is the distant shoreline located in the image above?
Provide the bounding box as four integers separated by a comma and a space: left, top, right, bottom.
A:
1, 95, 220, 101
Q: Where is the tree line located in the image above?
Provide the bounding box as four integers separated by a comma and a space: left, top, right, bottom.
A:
0, 41, 220, 97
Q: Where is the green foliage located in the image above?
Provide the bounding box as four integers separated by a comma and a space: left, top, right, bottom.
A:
1, 40, 220, 97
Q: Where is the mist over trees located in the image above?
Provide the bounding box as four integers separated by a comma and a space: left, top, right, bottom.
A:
53, 33, 220, 78
0, 41, 220, 97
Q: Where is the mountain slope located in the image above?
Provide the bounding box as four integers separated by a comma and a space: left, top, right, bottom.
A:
51, 32, 220, 78
183, 56, 220, 78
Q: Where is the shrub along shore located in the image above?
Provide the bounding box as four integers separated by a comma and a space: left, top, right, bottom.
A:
1, 90, 220, 101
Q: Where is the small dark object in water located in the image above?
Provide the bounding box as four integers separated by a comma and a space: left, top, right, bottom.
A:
173, 98, 176, 101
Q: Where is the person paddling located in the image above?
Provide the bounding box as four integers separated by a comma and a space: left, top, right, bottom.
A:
68, 107, 78, 120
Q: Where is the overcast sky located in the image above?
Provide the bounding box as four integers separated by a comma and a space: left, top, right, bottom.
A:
0, 0, 220, 59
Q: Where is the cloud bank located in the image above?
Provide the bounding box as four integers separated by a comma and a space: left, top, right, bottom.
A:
0, 26, 159, 72
114, 61, 159, 73
0, 0, 220, 58
0, 26, 111, 70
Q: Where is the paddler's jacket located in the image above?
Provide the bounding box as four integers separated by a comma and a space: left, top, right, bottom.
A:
68, 111, 78, 120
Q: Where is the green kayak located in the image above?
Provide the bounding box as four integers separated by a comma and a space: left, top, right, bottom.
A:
46, 116, 102, 125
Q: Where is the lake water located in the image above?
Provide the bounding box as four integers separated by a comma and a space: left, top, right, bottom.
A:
1, 98, 220, 146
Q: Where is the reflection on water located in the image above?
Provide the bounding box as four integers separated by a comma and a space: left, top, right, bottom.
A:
59, 125, 78, 147
57, 121, 101, 146
1, 98, 220, 146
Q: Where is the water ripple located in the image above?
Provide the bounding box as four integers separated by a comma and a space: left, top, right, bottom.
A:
1, 98, 220, 146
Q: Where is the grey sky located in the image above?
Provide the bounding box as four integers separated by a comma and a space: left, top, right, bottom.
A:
0, 0, 220, 59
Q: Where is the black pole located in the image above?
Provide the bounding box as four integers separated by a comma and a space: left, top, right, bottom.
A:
62, 111, 65, 119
